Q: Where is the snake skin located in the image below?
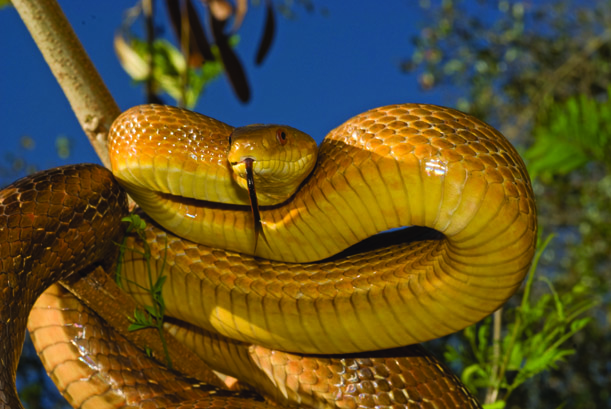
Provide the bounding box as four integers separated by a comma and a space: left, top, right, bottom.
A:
1, 102, 537, 408
0, 165, 127, 408
1, 165, 480, 408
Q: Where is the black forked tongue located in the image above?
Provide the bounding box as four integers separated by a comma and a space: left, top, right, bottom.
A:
244, 158, 263, 252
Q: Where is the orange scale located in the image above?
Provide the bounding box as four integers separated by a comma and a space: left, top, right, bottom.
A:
440, 149, 463, 163
410, 108, 433, 116
455, 145, 476, 157
399, 114, 421, 122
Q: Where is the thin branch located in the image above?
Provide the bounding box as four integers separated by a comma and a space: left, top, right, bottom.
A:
178, 0, 191, 108
11, 0, 120, 168
485, 308, 503, 404
143, 0, 157, 104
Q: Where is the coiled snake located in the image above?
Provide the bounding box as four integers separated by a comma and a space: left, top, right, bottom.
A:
0, 103, 536, 408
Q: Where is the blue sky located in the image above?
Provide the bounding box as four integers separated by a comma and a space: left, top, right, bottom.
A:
1, 1, 450, 182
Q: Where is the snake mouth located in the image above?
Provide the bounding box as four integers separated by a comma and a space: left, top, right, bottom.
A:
229, 157, 255, 167
242, 158, 256, 188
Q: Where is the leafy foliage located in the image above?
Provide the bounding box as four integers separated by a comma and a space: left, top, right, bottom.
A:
115, 214, 172, 368
114, 0, 305, 106
407, 1, 611, 407
404, 0, 611, 141
445, 236, 596, 407
525, 87, 611, 179
115, 35, 225, 108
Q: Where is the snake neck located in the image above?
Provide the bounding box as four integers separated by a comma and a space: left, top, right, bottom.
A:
120, 116, 536, 266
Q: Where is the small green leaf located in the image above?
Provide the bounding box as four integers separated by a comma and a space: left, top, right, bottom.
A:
483, 401, 506, 409
131, 308, 153, 326
152, 275, 167, 294
570, 317, 592, 333
128, 322, 152, 332
114, 210, 172, 369
461, 363, 487, 389
526, 87, 611, 179
145, 305, 158, 318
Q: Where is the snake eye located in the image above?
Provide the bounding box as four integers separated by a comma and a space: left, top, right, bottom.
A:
228, 135, 232, 145
276, 128, 288, 146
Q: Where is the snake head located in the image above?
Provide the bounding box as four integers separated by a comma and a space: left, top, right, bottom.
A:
228, 124, 318, 206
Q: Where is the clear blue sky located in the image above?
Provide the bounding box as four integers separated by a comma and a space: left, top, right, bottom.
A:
1, 1, 450, 183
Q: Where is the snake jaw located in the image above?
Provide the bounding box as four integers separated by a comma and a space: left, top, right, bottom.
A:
227, 124, 318, 206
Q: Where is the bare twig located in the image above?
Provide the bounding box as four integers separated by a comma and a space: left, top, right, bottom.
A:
143, 0, 157, 104
485, 308, 503, 404
178, 0, 191, 108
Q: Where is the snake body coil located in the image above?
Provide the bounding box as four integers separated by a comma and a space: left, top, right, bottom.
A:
109, 104, 537, 354
0, 165, 127, 408
1, 103, 537, 408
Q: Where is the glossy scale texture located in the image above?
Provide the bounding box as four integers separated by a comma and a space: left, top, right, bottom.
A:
0, 165, 128, 409
110, 104, 537, 354
2, 103, 537, 408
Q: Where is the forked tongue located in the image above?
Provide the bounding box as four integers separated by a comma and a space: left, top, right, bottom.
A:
244, 158, 263, 251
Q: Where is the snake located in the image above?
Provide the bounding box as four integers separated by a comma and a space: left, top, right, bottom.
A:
0, 103, 537, 408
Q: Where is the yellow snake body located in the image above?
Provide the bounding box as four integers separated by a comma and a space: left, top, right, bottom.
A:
108, 104, 537, 355
1, 103, 536, 408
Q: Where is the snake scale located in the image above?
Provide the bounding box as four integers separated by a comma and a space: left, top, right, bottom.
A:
1, 103, 536, 408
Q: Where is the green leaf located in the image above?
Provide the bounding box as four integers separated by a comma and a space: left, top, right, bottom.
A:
525, 138, 589, 178
128, 322, 152, 332
121, 213, 146, 233
152, 274, 167, 295
444, 344, 461, 363
506, 339, 524, 370
461, 363, 487, 390
526, 87, 611, 179
448, 232, 596, 401
115, 210, 172, 369
131, 308, 153, 326
145, 305, 158, 318
570, 317, 592, 333
117, 37, 224, 108
483, 401, 506, 409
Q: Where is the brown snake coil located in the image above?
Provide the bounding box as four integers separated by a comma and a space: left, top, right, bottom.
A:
1, 103, 537, 408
